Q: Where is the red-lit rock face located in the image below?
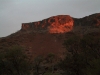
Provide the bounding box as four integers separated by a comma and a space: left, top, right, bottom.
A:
21, 15, 74, 33
48, 15, 73, 33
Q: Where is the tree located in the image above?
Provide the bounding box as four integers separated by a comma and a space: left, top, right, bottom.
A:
59, 52, 87, 75
59, 35, 100, 75
0, 45, 30, 75
84, 58, 100, 75
80, 35, 100, 59
31, 54, 56, 75
63, 35, 81, 55
46, 53, 55, 63
32, 56, 44, 75
46, 53, 55, 73
0, 52, 7, 75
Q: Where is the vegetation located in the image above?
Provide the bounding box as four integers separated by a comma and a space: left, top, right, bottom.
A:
0, 46, 30, 75
59, 35, 100, 75
0, 34, 100, 75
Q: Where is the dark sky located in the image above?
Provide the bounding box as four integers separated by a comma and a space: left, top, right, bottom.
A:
0, 0, 100, 37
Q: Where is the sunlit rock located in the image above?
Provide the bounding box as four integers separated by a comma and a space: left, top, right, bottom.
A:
21, 15, 74, 33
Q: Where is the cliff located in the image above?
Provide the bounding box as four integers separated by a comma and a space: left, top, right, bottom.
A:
21, 13, 100, 34
21, 15, 74, 33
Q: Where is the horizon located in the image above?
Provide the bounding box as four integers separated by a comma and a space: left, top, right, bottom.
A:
0, 0, 100, 37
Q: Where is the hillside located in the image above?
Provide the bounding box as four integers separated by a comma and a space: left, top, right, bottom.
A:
0, 13, 100, 59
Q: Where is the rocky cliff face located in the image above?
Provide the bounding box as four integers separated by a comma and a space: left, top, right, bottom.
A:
21, 13, 100, 34
21, 15, 74, 33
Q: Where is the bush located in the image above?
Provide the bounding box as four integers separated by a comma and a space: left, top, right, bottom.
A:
59, 35, 100, 75
0, 45, 30, 75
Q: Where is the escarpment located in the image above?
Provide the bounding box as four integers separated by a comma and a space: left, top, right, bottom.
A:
21, 13, 100, 34
21, 15, 74, 33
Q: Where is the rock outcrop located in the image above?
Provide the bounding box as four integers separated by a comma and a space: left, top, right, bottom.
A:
21, 15, 74, 33
21, 13, 100, 34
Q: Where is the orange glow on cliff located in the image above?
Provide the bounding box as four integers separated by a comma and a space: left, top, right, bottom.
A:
48, 18, 74, 33
21, 15, 74, 33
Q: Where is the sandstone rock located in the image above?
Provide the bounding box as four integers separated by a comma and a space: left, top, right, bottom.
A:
21, 13, 100, 34
21, 15, 74, 33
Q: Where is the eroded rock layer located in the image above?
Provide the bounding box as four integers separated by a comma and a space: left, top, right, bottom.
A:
21, 15, 74, 33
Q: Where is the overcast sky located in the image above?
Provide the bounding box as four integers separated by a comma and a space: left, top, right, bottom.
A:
0, 0, 100, 37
